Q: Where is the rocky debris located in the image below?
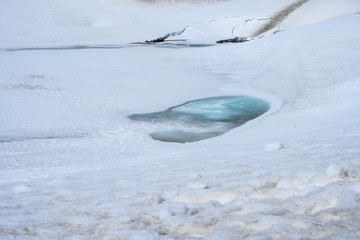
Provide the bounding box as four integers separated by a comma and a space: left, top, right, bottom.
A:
217, 36, 248, 44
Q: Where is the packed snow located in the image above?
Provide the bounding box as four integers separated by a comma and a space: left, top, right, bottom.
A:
0, 0, 360, 239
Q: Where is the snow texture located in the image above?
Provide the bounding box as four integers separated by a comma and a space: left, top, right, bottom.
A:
0, 0, 360, 239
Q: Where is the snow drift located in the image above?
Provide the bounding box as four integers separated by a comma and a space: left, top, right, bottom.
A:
0, 0, 360, 239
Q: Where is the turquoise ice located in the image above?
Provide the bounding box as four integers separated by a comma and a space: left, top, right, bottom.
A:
170, 96, 269, 122
129, 96, 270, 143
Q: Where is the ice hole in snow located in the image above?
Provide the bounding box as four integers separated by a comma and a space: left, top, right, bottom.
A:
129, 96, 270, 143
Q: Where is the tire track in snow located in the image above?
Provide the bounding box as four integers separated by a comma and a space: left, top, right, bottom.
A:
250, 0, 310, 37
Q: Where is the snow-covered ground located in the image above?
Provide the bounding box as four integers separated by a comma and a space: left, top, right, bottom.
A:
1, 0, 360, 239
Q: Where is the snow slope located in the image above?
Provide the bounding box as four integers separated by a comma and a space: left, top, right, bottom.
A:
0, 0, 360, 239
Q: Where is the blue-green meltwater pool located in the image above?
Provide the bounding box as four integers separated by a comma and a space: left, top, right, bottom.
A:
129, 96, 270, 143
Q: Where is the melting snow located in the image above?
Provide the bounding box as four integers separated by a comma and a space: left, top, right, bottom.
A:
0, 0, 360, 239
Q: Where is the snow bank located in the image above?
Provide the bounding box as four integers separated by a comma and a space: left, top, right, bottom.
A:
0, 0, 360, 239
281, 0, 360, 30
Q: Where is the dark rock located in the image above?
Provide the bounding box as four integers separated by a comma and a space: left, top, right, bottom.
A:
217, 37, 248, 44
145, 33, 171, 43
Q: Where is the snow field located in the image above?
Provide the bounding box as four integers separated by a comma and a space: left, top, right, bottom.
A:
2, 122, 360, 239
1, 0, 360, 239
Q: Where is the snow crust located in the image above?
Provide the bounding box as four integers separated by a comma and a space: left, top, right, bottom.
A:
0, 0, 360, 239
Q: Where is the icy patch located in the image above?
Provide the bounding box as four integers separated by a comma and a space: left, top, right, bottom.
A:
129, 96, 270, 143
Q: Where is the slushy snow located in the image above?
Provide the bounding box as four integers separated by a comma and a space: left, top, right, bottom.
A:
0, 0, 360, 239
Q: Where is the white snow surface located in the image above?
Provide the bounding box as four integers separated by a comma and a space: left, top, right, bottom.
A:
1, 0, 360, 239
